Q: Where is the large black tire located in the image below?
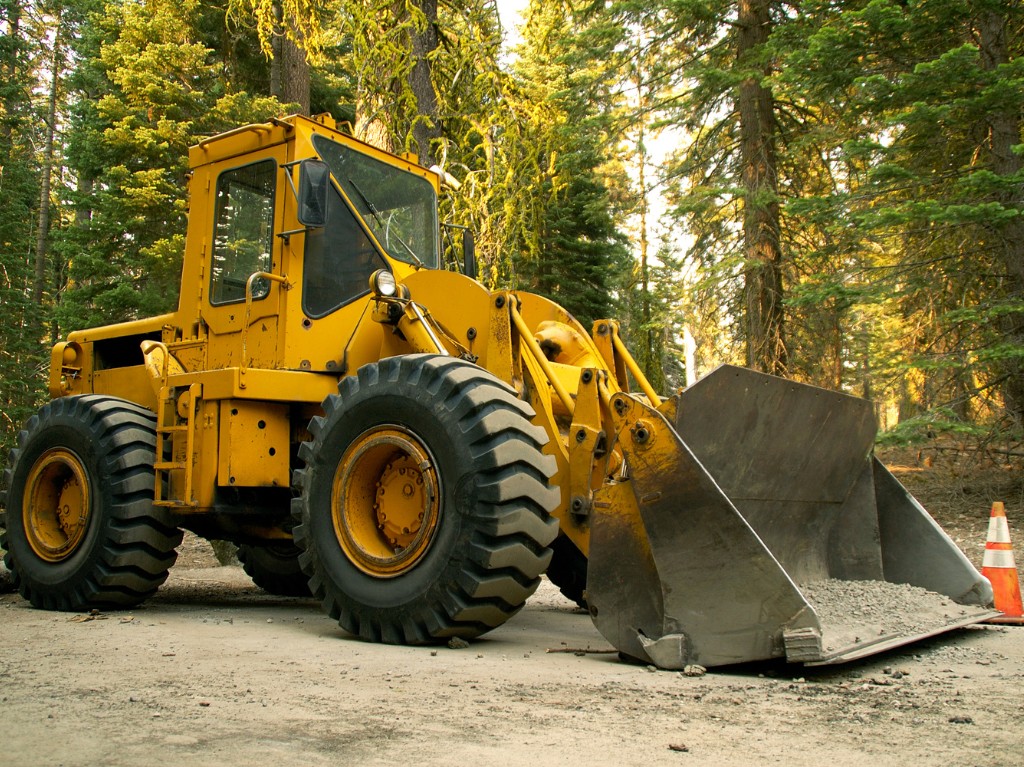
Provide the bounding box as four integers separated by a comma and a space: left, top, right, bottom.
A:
0, 396, 182, 611
237, 542, 312, 597
545, 533, 588, 608
293, 354, 559, 643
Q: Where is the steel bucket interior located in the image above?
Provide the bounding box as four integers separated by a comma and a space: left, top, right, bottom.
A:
586, 365, 995, 668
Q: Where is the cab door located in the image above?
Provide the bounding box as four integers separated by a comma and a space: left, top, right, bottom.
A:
201, 146, 289, 370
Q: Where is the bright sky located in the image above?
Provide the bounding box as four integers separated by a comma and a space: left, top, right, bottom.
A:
495, 0, 528, 50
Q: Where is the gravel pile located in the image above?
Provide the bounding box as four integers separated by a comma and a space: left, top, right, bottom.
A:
799, 579, 986, 654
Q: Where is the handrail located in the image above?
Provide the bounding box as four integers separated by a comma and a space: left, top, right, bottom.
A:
609, 322, 662, 408
240, 272, 290, 376
195, 120, 277, 148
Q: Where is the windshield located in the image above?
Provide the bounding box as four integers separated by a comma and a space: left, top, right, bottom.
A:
312, 134, 439, 268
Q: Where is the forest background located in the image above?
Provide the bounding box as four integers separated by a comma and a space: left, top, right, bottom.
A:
0, 0, 1022, 458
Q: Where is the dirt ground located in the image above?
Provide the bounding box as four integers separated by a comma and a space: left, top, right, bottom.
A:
2, 445, 1023, 767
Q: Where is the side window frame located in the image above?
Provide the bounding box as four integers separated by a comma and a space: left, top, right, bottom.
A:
209, 159, 278, 306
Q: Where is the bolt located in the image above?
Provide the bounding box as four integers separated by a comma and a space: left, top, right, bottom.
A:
597, 323, 609, 335
575, 428, 587, 443
495, 295, 506, 308
581, 369, 593, 384
634, 427, 650, 444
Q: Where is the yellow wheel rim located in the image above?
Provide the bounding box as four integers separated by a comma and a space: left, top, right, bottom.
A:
22, 448, 91, 563
332, 426, 441, 578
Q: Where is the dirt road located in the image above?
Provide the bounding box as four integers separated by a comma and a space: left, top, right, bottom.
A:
2, 552, 1022, 767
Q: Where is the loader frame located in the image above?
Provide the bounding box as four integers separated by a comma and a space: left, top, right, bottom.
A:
2, 114, 997, 668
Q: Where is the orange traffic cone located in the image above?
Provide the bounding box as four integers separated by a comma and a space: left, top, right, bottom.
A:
982, 502, 1024, 625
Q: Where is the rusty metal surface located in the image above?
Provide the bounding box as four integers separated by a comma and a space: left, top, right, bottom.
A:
673, 365, 877, 504
873, 459, 994, 605
587, 393, 813, 668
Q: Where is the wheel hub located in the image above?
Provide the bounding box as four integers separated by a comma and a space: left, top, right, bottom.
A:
22, 448, 91, 562
375, 455, 429, 549
332, 426, 440, 577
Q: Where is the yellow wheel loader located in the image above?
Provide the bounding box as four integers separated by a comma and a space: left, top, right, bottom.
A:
0, 115, 998, 668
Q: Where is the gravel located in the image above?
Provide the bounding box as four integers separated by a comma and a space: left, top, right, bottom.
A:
799, 579, 987, 654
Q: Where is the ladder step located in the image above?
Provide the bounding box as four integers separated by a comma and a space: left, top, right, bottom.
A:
155, 384, 197, 510
154, 499, 199, 510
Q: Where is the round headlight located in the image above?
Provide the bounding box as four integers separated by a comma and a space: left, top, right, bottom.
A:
369, 270, 398, 297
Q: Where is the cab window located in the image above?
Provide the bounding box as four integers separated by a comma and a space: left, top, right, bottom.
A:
303, 184, 387, 318
210, 160, 276, 305
312, 134, 439, 269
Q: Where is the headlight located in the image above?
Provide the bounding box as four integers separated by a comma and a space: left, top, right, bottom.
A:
369, 269, 398, 297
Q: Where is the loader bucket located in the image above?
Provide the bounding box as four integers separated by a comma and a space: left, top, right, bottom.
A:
586, 365, 997, 669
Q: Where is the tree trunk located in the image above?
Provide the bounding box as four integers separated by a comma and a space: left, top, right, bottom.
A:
635, 120, 666, 392
407, 0, 442, 167
354, 93, 396, 153
736, 0, 786, 376
280, 34, 310, 114
638, 127, 653, 372
34, 13, 61, 304
270, 4, 310, 114
0, 0, 22, 155
977, 9, 1024, 425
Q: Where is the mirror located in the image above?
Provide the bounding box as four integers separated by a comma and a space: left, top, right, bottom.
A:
462, 228, 477, 280
297, 159, 330, 228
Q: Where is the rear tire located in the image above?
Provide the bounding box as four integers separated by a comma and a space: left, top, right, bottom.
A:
294, 354, 559, 643
238, 542, 311, 597
0, 396, 182, 611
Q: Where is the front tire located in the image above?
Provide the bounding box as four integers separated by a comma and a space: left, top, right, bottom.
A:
0, 396, 182, 610
293, 355, 559, 643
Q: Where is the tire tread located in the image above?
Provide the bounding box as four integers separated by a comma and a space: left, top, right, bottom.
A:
294, 354, 558, 644
1, 396, 182, 611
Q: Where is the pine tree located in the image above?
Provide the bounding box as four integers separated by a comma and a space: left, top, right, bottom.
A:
503, 0, 631, 329
603, 0, 797, 376
0, 0, 48, 452
56, 0, 285, 332
786, 0, 1024, 432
